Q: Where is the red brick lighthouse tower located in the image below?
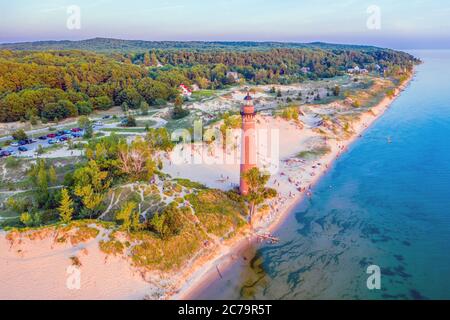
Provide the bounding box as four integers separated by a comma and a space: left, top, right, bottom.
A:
240, 92, 257, 195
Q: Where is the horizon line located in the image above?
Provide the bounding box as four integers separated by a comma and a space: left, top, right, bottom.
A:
1, 37, 449, 51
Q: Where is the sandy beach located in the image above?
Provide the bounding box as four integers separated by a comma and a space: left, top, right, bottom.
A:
0, 74, 414, 300
171, 74, 415, 300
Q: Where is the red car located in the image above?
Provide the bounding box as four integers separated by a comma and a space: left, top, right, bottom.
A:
71, 128, 81, 132
47, 133, 56, 138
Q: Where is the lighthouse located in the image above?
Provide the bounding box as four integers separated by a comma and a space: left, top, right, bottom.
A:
240, 92, 257, 195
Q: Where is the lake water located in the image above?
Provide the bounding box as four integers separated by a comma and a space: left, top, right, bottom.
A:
193, 50, 450, 300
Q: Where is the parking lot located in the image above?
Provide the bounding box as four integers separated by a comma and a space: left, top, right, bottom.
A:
0, 127, 87, 158
0, 114, 162, 159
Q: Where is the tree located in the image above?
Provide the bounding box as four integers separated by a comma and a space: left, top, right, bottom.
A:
332, 85, 341, 96
20, 212, 33, 227
48, 166, 57, 185
117, 137, 156, 181
36, 144, 45, 155
140, 101, 149, 115
0, 47, 417, 122
124, 115, 137, 127
352, 100, 361, 108
92, 96, 113, 110
74, 160, 111, 217
28, 159, 54, 208
58, 188, 74, 224
145, 128, 174, 152
137, 78, 174, 105
30, 115, 38, 125
174, 95, 183, 107
41, 100, 77, 120
172, 96, 189, 119
78, 116, 93, 139
115, 201, 140, 232
76, 101, 93, 115
150, 52, 158, 66
121, 102, 129, 114
118, 87, 142, 109
149, 203, 184, 239
12, 129, 28, 141
143, 52, 151, 67
243, 167, 276, 224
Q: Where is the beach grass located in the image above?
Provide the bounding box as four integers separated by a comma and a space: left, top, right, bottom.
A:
297, 145, 332, 160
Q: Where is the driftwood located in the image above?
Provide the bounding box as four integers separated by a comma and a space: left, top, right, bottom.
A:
216, 265, 223, 279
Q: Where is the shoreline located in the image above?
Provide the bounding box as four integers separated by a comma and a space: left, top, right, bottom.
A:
0, 73, 415, 300
173, 72, 416, 300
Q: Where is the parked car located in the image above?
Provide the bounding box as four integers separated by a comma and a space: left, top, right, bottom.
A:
56, 131, 65, 136
18, 146, 28, 152
38, 136, 48, 140
24, 139, 35, 144
93, 121, 104, 127
71, 128, 82, 132
48, 139, 58, 144
10, 142, 19, 147
71, 133, 82, 138
59, 136, 68, 142
47, 133, 56, 138
18, 140, 27, 146
64, 130, 72, 134
0, 151, 11, 157
102, 115, 111, 119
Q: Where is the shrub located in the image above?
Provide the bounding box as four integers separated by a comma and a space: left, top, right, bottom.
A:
12, 129, 28, 141
5, 157, 20, 168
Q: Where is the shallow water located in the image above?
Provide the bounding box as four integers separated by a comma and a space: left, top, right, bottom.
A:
193, 50, 450, 300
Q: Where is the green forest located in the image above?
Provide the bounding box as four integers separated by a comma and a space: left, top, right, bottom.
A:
0, 38, 419, 122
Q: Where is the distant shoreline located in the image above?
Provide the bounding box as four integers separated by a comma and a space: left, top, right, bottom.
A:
174, 71, 416, 300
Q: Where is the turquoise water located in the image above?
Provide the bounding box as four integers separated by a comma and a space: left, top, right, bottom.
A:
194, 50, 450, 300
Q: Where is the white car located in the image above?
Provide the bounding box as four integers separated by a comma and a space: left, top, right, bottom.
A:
10, 142, 19, 147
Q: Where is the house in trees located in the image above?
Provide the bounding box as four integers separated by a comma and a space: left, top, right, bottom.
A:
179, 84, 192, 97
347, 66, 369, 74
226, 71, 240, 81
300, 67, 311, 73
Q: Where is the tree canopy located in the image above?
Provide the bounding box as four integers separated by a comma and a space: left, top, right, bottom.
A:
0, 43, 418, 122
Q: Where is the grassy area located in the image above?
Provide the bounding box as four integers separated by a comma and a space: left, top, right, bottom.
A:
185, 189, 247, 237
38, 143, 64, 154
100, 127, 147, 133
130, 222, 207, 271
164, 114, 198, 132
107, 188, 248, 272
99, 239, 125, 256
174, 178, 206, 190
297, 145, 331, 160
191, 90, 217, 100
135, 119, 157, 127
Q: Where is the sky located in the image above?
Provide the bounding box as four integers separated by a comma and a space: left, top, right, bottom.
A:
1, 0, 450, 49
